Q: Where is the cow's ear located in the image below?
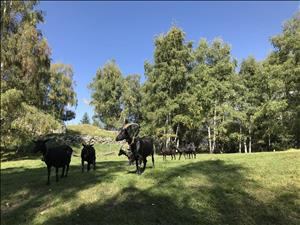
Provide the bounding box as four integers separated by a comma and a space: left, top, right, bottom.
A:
32, 140, 37, 144
82, 143, 86, 147
44, 139, 50, 143
90, 144, 94, 147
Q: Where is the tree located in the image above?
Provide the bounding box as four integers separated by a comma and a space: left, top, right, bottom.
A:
0, 1, 77, 150
81, 113, 90, 124
1, 2, 51, 108
120, 74, 142, 123
47, 63, 77, 121
237, 56, 262, 153
89, 60, 123, 130
191, 38, 236, 153
1, 89, 60, 150
264, 11, 300, 148
141, 26, 193, 146
92, 115, 102, 128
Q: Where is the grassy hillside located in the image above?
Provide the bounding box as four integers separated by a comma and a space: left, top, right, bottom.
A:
1, 148, 299, 225
66, 124, 117, 139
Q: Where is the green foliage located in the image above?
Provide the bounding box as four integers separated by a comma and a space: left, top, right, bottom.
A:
141, 26, 194, 139
89, 60, 123, 130
265, 11, 300, 147
11, 103, 60, 139
120, 74, 142, 123
1, 89, 60, 149
138, 13, 299, 152
0, 1, 77, 151
48, 63, 77, 120
80, 112, 90, 124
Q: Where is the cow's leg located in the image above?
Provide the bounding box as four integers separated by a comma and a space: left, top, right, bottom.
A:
87, 163, 90, 172
56, 167, 59, 182
65, 164, 69, 177
61, 166, 65, 178
47, 165, 51, 185
142, 158, 147, 172
152, 153, 155, 168
93, 161, 96, 170
81, 159, 84, 173
136, 158, 141, 174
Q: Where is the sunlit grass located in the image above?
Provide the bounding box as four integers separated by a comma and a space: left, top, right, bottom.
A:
1, 147, 299, 225
66, 124, 117, 139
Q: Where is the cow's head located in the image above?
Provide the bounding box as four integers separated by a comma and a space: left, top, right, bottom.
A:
32, 139, 50, 154
82, 143, 94, 154
115, 123, 140, 142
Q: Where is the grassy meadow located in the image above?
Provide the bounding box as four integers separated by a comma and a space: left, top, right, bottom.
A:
1, 144, 299, 225
66, 124, 117, 139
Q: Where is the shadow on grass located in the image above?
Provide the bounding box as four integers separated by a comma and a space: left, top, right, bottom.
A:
1, 160, 126, 225
2, 159, 299, 225
45, 160, 299, 225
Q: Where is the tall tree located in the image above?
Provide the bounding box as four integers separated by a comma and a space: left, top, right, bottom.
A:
264, 11, 300, 148
0, 1, 77, 150
89, 60, 123, 130
142, 26, 193, 146
1, 1, 51, 107
237, 56, 262, 153
191, 38, 236, 153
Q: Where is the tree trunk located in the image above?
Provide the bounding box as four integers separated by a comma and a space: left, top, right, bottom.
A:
208, 125, 212, 153
165, 115, 168, 149
239, 125, 242, 153
268, 134, 271, 151
167, 113, 171, 147
212, 106, 216, 153
248, 127, 252, 153
244, 138, 248, 153
175, 124, 180, 148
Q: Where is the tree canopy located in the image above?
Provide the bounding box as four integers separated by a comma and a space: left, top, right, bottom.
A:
1, 0, 77, 150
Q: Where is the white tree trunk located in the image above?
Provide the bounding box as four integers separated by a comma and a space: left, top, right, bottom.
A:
239, 126, 242, 153
175, 124, 180, 147
212, 106, 216, 153
208, 125, 212, 153
244, 138, 248, 153
165, 115, 168, 148
249, 128, 252, 153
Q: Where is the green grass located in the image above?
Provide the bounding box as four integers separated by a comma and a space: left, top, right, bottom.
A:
1, 147, 299, 225
66, 124, 117, 139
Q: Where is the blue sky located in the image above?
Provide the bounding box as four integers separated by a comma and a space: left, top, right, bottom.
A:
38, 1, 299, 125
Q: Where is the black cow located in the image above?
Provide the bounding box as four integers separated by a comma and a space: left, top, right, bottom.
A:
156, 141, 177, 160
81, 143, 96, 172
178, 142, 196, 159
33, 139, 73, 185
116, 123, 154, 174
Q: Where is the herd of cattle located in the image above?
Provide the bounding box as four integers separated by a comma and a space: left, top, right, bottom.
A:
32, 123, 197, 185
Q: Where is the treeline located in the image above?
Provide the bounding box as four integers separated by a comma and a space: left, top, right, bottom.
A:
90, 12, 300, 153
1, 1, 77, 150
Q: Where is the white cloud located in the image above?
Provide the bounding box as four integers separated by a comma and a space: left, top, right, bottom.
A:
83, 98, 91, 105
